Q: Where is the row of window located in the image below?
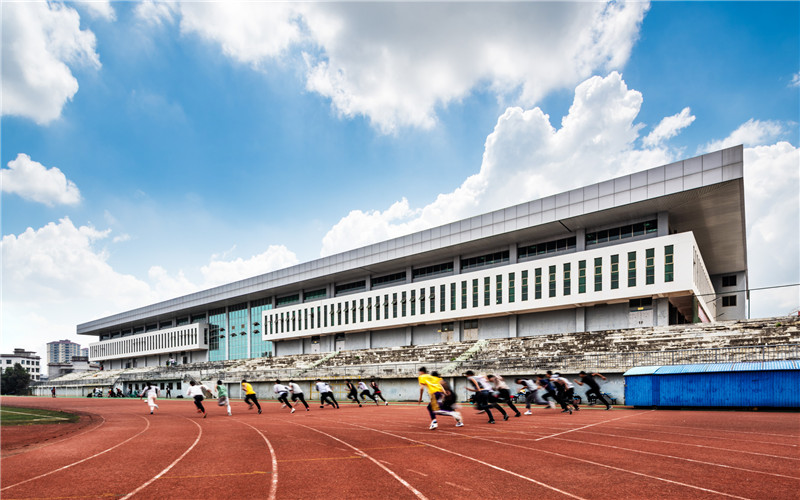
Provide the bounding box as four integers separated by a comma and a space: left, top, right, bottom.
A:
518, 237, 577, 259
264, 246, 676, 336
586, 219, 657, 246
92, 327, 204, 358
4, 359, 40, 366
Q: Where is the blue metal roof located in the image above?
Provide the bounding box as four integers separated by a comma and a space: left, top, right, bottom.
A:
624, 360, 800, 376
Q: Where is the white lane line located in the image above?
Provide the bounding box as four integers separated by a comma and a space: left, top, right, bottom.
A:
445, 481, 471, 492
441, 431, 752, 500
337, 421, 585, 499
1, 416, 149, 492
551, 436, 800, 480
575, 429, 800, 461
600, 424, 799, 448
0, 409, 70, 420
290, 421, 428, 500
408, 469, 428, 477
235, 420, 279, 500
2, 415, 107, 458
533, 410, 648, 442
120, 418, 202, 500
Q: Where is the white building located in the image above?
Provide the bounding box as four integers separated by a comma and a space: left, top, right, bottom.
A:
47, 339, 84, 364
82, 146, 748, 369
1, 348, 42, 381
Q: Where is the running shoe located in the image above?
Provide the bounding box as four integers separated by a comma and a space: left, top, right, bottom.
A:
291, 408, 296, 414
150, 411, 153, 415
514, 413, 522, 417
281, 404, 286, 408
606, 406, 612, 410
503, 414, 509, 421
487, 420, 496, 424
385, 402, 389, 406
203, 412, 207, 418
524, 411, 532, 415
429, 420, 438, 430
455, 421, 464, 427
258, 409, 262, 414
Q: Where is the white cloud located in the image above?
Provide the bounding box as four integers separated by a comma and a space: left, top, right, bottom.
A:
1, 1, 100, 124
1, 153, 82, 206
700, 118, 786, 153
199, 245, 299, 288
77, 1, 116, 21
790, 72, 800, 88
148, 2, 647, 133
134, 0, 177, 27
643, 107, 696, 147
321, 72, 673, 256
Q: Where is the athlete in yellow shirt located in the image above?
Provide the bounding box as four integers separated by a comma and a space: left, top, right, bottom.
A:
241, 379, 262, 414
418, 367, 463, 430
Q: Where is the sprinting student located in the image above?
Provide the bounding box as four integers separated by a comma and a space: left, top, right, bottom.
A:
464, 370, 507, 423
417, 366, 462, 430
431, 371, 463, 427
370, 378, 388, 405
274, 380, 293, 412
216, 380, 231, 416
553, 372, 578, 411
515, 377, 539, 415
574, 371, 612, 410
487, 374, 521, 417
187, 380, 207, 418
288, 380, 310, 411
345, 380, 362, 407
536, 374, 559, 409
140, 382, 160, 415
547, 373, 573, 414
358, 380, 379, 405
315, 379, 339, 409
242, 379, 262, 414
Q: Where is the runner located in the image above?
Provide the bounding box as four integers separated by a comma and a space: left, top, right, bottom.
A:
216, 380, 232, 416
574, 371, 612, 410
536, 374, 559, 410
358, 380, 379, 405
274, 380, 294, 413
315, 379, 339, 409
514, 377, 539, 415
288, 380, 310, 411
345, 379, 362, 407
547, 372, 574, 414
464, 370, 507, 423
186, 380, 207, 418
417, 367, 462, 430
242, 379, 262, 414
487, 374, 521, 417
431, 371, 463, 427
370, 378, 388, 405
140, 382, 160, 415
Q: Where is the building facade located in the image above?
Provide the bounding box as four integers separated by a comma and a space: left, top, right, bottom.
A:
1, 348, 42, 381
47, 339, 84, 364
82, 146, 749, 369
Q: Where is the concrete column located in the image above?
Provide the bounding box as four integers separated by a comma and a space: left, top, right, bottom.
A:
367, 331, 372, 349
508, 315, 518, 338
655, 298, 669, 326
406, 266, 413, 282
453, 321, 462, 342
365, 275, 371, 290
509, 244, 518, 263
453, 256, 460, 275
657, 211, 669, 236
405, 326, 413, 346
327, 283, 335, 297
576, 228, 586, 251
575, 307, 586, 332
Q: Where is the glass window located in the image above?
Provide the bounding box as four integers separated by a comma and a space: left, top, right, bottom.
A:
393, 293, 398, 318
665, 245, 674, 283
440, 284, 446, 312
367, 298, 372, 321
335, 281, 366, 296
483, 277, 490, 306
721, 275, 736, 287
646, 248, 655, 285
472, 279, 479, 307
412, 262, 454, 280
461, 281, 468, 309
628, 251, 636, 287
534, 268, 542, 299
372, 272, 407, 289
360, 299, 365, 322
461, 250, 510, 271
549, 265, 556, 298
563, 263, 571, 296
521, 270, 529, 301
496, 275, 503, 304
722, 295, 737, 307
586, 219, 656, 246
518, 237, 577, 259
401, 292, 406, 317
463, 319, 478, 329
410, 291, 415, 316
451, 282, 456, 311
508, 272, 515, 303
578, 261, 586, 294
304, 289, 327, 302
276, 294, 299, 306
594, 257, 602, 292
430, 287, 435, 313
419, 289, 425, 315
385, 294, 390, 318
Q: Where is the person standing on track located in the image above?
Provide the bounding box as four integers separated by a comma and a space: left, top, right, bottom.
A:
242, 379, 262, 414
465, 371, 507, 424
345, 380, 362, 407
358, 380, 379, 405
288, 380, 310, 411
51, 387, 56, 398
574, 371, 612, 410
274, 380, 293, 412
216, 380, 232, 416
187, 380, 207, 418
315, 379, 339, 409
418, 367, 462, 430
370, 378, 388, 405
515, 377, 539, 415
140, 382, 159, 415
487, 374, 521, 417
535, 374, 559, 409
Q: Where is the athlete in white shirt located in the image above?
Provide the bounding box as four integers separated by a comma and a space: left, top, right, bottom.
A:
140, 382, 160, 415
274, 380, 293, 413
186, 380, 208, 418
315, 379, 339, 409
487, 374, 521, 417
515, 377, 540, 415
358, 380, 379, 405
288, 380, 309, 411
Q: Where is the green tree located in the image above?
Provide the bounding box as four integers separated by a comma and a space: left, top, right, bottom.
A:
1, 363, 32, 395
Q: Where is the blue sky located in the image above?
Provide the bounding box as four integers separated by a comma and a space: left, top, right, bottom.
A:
2, 1, 798, 358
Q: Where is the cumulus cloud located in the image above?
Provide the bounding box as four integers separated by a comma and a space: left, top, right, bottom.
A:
700, 119, 786, 153
77, 1, 116, 21
1, 1, 101, 124
1, 153, 82, 206
321, 72, 673, 255
790, 72, 800, 88
200, 245, 299, 288
141, 2, 647, 132
643, 107, 696, 147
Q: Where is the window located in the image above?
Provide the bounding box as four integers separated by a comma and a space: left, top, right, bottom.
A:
594, 257, 602, 292
611, 255, 619, 290
722, 295, 737, 307
440, 284, 446, 312
429, 287, 435, 313
484, 277, 490, 306
472, 279, 479, 307
360, 299, 365, 322
461, 281, 468, 309
722, 274, 736, 287
563, 263, 571, 296
419, 289, 425, 315
534, 268, 542, 299
578, 261, 586, 293
629, 298, 653, 310
549, 265, 556, 298
440, 322, 454, 332
335, 280, 366, 296
521, 270, 529, 301
451, 282, 457, 311
343, 303, 349, 325
304, 289, 327, 302
518, 237, 577, 259
393, 293, 398, 318
461, 250, 510, 271
586, 219, 657, 246
367, 298, 373, 321
324, 305, 328, 327
665, 245, 674, 283
496, 275, 503, 304
401, 292, 407, 317
628, 251, 637, 287
375, 298, 380, 321
463, 319, 478, 329
509, 272, 515, 303
385, 294, 390, 318
372, 272, 407, 288
276, 294, 300, 306
646, 248, 655, 285
413, 262, 454, 280
410, 291, 416, 316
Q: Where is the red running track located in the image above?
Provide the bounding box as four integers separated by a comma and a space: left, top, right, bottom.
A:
1, 396, 798, 499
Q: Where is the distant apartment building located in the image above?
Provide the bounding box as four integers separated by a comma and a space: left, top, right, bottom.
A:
1, 348, 42, 381
47, 339, 83, 364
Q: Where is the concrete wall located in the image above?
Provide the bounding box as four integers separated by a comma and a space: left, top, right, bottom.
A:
346, 331, 370, 350
586, 303, 629, 331
478, 317, 510, 339
711, 271, 747, 321
275, 339, 303, 356
371, 328, 407, 348
412, 324, 440, 345
518, 309, 577, 336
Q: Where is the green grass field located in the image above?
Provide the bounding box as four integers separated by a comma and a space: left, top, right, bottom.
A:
0, 406, 79, 426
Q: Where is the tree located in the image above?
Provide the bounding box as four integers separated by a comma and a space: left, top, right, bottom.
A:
1, 363, 32, 395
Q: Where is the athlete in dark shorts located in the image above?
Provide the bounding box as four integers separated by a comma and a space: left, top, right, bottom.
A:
574, 371, 612, 410
345, 380, 362, 407
536, 374, 559, 409
487, 374, 521, 417
370, 378, 388, 405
